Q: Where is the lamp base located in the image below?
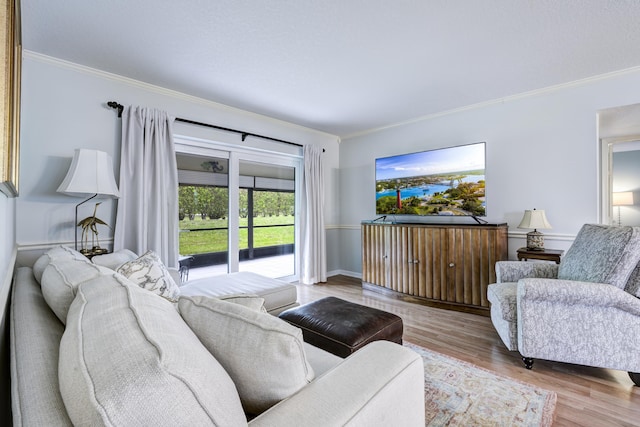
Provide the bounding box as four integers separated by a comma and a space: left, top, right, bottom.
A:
79, 247, 109, 259
526, 230, 545, 251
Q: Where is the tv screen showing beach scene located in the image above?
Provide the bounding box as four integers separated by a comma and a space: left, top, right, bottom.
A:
375, 142, 486, 217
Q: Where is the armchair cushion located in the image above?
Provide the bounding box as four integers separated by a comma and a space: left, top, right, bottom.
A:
557, 224, 640, 289
518, 278, 640, 316
487, 282, 518, 322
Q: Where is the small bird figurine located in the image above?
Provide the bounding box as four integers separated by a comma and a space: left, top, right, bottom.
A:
77, 203, 110, 254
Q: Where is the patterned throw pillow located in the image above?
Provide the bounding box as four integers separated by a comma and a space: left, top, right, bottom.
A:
558, 224, 640, 289
117, 250, 180, 302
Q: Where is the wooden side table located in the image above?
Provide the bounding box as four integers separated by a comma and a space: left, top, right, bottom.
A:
516, 247, 564, 264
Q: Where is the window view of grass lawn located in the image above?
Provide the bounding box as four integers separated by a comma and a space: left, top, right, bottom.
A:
179, 186, 295, 256
179, 216, 294, 254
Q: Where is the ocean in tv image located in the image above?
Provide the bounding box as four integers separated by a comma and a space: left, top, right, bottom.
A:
375, 142, 486, 216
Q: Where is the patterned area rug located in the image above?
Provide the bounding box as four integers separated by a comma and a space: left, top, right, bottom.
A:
405, 342, 556, 426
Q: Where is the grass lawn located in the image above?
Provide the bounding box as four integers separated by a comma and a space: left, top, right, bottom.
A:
179, 215, 294, 254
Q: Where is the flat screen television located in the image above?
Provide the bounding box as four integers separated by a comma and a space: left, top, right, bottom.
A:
375, 142, 486, 218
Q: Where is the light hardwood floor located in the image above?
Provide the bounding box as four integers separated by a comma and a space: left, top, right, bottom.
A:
295, 275, 640, 427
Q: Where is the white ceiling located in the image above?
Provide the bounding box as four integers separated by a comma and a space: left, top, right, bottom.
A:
21, 0, 640, 138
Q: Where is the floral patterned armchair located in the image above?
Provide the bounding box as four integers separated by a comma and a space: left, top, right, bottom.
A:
487, 224, 640, 386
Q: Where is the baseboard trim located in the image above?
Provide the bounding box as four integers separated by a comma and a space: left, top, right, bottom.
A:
327, 269, 361, 279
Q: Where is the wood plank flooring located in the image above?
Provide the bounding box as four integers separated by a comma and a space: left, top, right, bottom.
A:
295, 275, 640, 427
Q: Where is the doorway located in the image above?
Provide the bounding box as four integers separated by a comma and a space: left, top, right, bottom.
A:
174, 141, 302, 281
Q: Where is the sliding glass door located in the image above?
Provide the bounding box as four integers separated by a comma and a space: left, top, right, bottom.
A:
177, 152, 230, 276
175, 140, 301, 281
237, 159, 296, 277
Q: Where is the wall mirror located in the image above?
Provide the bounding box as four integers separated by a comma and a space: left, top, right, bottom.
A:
599, 103, 640, 226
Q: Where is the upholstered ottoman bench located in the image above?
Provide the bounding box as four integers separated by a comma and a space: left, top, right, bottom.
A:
278, 296, 403, 358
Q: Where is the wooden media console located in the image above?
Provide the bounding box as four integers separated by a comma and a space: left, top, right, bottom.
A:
361, 222, 508, 316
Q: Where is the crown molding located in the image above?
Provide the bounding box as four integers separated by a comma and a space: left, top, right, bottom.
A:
23, 50, 339, 142
342, 65, 640, 141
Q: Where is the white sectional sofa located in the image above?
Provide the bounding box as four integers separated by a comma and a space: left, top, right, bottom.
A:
91, 248, 300, 315
10, 246, 425, 426
180, 271, 299, 315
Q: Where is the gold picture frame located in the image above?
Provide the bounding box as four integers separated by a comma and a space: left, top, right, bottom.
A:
0, 0, 21, 197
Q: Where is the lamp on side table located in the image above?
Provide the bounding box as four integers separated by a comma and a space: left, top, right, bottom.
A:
612, 191, 634, 226
57, 149, 120, 256
518, 208, 552, 251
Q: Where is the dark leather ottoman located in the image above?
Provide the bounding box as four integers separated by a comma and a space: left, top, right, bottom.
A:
278, 296, 403, 358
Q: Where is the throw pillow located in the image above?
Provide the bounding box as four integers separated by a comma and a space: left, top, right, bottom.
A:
116, 250, 180, 302
91, 249, 138, 270
59, 274, 246, 426
41, 257, 112, 324
558, 224, 640, 289
32, 245, 87, 285
178, 295, 315, 415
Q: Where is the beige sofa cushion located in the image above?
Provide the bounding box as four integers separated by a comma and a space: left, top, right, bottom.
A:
219, 294, 267, 312
32, 246, 87, 284
59, 274, 246, 426
10, 267, 73, 426
178, 295, 315, 415
41, 258, 111, 324
116, 250, 180, 302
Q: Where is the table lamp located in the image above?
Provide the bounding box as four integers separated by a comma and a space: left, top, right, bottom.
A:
518, 208, 552, 251
57, 149, 120, 253
612, 191, 634, 226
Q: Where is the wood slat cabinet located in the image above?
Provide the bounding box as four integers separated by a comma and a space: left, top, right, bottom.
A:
361, 222, 508, 315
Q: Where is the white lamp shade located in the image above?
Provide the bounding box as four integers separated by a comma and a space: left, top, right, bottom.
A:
57, 149, 120, 198
518, 209, 552, 230
612, 191, 634, 206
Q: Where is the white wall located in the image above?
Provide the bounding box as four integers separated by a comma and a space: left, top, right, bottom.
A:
337, 69, 640, 276
17, 52, 341, 272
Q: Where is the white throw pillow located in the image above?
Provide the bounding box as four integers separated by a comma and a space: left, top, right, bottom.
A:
59, 274, 246, 426
32, 246, 87, 285
41, 257, 111, 324
116, 250, 180, 302
91, 249, 138, 270
178, 295, 315, 415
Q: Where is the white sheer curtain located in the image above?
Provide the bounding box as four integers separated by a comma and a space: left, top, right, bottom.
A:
300, 144, 326, 284
113, 106, 179, 268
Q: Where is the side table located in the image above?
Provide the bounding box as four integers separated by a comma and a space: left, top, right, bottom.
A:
516, 247, 564, 264
179, 255, 195, 282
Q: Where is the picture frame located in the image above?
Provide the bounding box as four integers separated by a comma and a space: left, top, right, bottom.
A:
0, 0, 21, 197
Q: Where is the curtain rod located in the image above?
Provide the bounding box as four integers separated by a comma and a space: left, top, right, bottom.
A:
107, 101, 323, 152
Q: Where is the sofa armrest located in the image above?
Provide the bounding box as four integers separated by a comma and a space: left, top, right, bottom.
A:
516, 278, 640, 371
496, 261, 558, 283
249, 341, 425, 427
518, 278, 640, 315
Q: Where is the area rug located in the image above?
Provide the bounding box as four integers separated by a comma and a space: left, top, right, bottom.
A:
404, 342, 556, 426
